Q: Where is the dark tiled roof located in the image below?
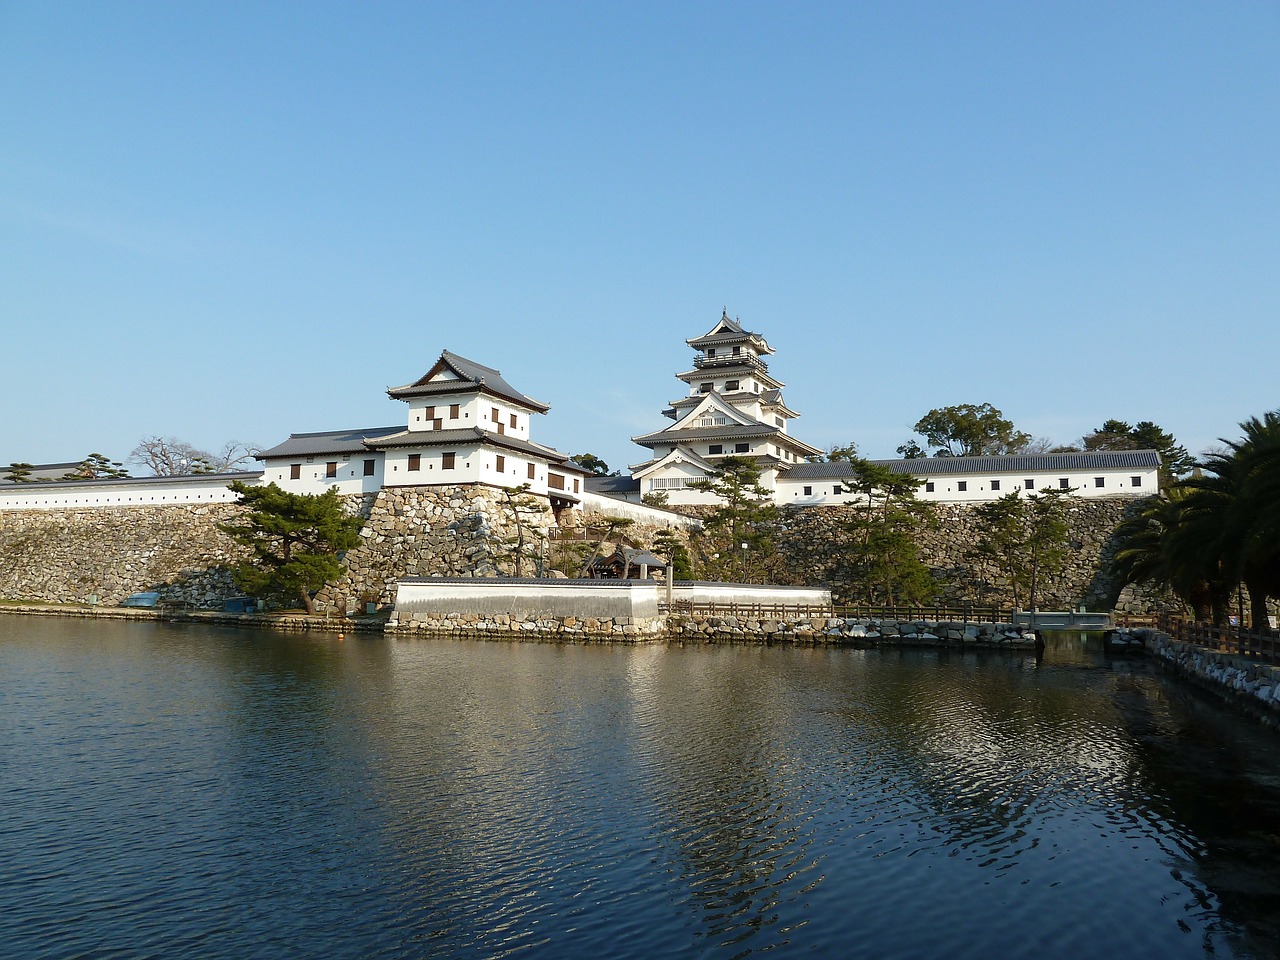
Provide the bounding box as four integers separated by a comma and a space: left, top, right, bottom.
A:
387, 350, 550, 412
786, 450, 1162, 480
258, 426, 404, 460
0, 470, 262, 491
632, 423, 782, 445
585, 475, 641, 495
366, 427, 571, 463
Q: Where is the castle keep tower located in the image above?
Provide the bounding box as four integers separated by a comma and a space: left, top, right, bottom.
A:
628, 311, 822, 504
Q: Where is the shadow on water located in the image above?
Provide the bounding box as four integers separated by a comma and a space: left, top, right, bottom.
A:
4, 619, 1280, 959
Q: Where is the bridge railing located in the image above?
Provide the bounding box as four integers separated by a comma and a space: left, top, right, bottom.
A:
1158, 614, 1280, 667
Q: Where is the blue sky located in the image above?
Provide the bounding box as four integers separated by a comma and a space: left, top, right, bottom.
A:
2, 1, 1276, 474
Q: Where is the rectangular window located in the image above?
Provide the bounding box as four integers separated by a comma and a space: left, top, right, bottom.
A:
991, 480, 1000, 491
326, 462, 337, 478
706, 348, 716, 357
432, 418, 442, 431
1131, 476, 1141, 487
1094, 477, 1105, 487
449, 404, 460, 419
495, 455, 505, 473
510, 414, 518, 429
442, 452, 456, 470
1025, 479, 1034, 490
735, 442, 749, 453
407, 454, 421, 471
492, 407, 500, 422
290, 464, 301, 480
1059, 478, 1069, 489
833, 486, 841, 495
925, 481, 935, 492
424, 405, 435, 421
548, 474, 565, 491
957, 480, 967, 492
527, 463, 536, 480
699, 382, 712, 393
775, 418, 783, 427
732, 346, 740, 355
574, 478, 579, 493
709, 444, 723, 454
803, 485, 812, 496
363, 459, 375, 477
725, 380, 739, 391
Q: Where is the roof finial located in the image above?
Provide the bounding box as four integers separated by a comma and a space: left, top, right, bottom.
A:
722, 307, 730, 321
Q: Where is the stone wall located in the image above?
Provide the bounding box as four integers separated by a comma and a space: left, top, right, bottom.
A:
0, 503, 247, 606
773, 497, 1162, 612
1148, 631, 1280, 728
313, 485, 556, 613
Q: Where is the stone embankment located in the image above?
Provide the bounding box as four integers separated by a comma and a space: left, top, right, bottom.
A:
388, 611, 667, 641
0, 603, 383, 633
669, 615, 1039, 647
1147, 631, 1280, 727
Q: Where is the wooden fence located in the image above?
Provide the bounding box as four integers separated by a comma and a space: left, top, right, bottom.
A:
1158, 614, 1280, 667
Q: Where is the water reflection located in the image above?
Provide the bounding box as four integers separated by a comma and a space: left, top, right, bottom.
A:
2, 621, 1279, 958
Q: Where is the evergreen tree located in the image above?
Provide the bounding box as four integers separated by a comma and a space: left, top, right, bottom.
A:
969, 489, 1072, 613
59, 453, 129, 480
908, 403, 1031, 457
4, 462, 34, 483
688, 456, 778, 582
219, 481, 362, 614
836, 459, 934, 605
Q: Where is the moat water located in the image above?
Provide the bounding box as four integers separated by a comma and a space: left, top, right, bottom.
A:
3, 618, 1280, 959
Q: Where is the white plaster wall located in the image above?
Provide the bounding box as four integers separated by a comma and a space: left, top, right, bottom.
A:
775, 466, 1159, 505
0, 473, 259, 510
262, 456, 384, 495
669, 582, 831, 607
578, 491, 702, 530
395, 577, 661, 618
406, 393, 533, 441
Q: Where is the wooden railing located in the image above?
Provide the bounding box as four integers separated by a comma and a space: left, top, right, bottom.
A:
1158, 614, 1280, 667
660, 600, 832, 619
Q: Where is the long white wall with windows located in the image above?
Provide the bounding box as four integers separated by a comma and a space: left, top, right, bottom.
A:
0, 472, 260, 511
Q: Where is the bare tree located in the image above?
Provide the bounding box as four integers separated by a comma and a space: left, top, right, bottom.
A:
131, 436, 260, 476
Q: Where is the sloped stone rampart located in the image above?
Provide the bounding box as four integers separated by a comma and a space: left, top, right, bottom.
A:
313, 485, 556, 613
773, 497, 1167, 612
0, 503, 247, 606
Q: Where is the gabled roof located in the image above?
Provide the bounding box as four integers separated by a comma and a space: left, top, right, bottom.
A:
386, 350, 550, 413
365, 427, 572, 463
686, 310, 775, 354
784, 449, 1162, 481
631, 445, 718, 479
258, 425, 405, 460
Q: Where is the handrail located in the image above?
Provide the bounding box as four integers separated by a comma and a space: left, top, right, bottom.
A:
1158, 613, 1280, 667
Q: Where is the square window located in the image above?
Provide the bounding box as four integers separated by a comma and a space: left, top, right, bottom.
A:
1131, 476, 1141, 487
957, 480, 967, 492
1059, 478, 1069, 489
408, 454, 421, 471
707, 348, 716, 357
363, 459, 375, 477
496, 455, 505, 472
326, 462, 337, 478
432, 419, 442, 431
290, 464, 301, 480
1025, 479, 1034, 490
803, 485, 812, 496
833, 486, 841, 495
925, 481, 935, 492
442, 452, 456, 470
1094, 477, 1105, 488
990, 480, 1000, 491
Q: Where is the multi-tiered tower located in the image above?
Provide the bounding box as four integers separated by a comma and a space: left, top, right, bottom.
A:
628, 311, 821, 504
